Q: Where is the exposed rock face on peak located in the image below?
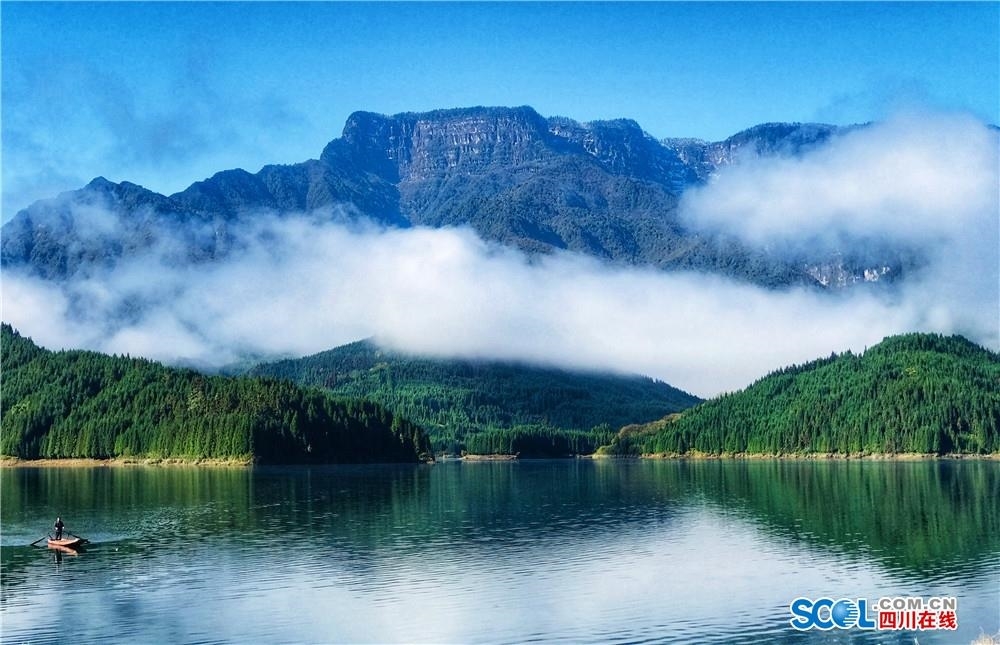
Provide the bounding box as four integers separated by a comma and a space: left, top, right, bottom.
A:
550, 117, 698, 190
331, 106, 553, 183
3, 105, 880, 288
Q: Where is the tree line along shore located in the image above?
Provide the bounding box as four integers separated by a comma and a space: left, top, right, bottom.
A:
2, 325, 997, 463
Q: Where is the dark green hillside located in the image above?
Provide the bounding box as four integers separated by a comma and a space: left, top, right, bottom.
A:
248, 340, 701, 455
604, 333, 999, 456
0, 324, 431, 463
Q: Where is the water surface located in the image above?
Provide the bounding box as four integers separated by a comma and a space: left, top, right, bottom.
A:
2, 460, 998, 643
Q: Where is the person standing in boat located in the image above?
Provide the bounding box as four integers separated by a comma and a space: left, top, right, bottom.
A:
54, 517, 64, 540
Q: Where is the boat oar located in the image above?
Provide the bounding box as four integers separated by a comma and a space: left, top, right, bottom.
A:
30, 535, 50, 546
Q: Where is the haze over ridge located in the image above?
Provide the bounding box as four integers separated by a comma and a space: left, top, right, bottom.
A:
1, 106, 996, 397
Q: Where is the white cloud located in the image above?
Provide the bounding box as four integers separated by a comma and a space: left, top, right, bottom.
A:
676, 110, 999, 371
679, 111, 997, 247
0, 219, 981, 398
0, 273, 86, 349
2, 111, 996, 398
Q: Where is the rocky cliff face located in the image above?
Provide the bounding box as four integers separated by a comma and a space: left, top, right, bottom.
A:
324, 107, 840, 192
331, 106, 554, 183
2, 105, 889, 288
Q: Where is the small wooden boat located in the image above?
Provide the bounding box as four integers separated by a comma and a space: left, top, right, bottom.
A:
47, 537, 86, 550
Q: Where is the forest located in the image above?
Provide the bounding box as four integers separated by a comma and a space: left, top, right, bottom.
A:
603, 333, 1000, 456
462, 424, 617, 457
1, 324, 432, 463
7, 326, 995, 462
248, 339, 699, 455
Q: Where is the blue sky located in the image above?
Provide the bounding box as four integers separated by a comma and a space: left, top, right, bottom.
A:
3, 2, 998, 220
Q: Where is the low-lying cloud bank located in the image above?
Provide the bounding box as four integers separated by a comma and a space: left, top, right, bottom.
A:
681, 111, 997, 248
2, 111, 997, 397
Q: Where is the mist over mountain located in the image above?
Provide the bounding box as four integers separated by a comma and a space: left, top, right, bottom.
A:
603, 333, 1000, 456
1, 107, 996, 396
247, 337, 701, 454
1, 106, 886, 287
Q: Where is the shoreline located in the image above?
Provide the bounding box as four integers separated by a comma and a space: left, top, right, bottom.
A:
4, 452, 998, 468
0, 456, 254, 468
461, 454, 520, 461
590, 451, 1000, 461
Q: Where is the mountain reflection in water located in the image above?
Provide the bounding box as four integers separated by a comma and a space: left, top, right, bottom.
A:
2, 459, 997, 643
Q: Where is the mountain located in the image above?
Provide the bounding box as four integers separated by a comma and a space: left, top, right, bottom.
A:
2, 105, 895, 288
247, 338, 701, 455
602, 333, 1000, 456
0, 324, 432, 463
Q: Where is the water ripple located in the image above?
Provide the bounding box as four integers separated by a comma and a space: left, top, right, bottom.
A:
3, 460, 997, 644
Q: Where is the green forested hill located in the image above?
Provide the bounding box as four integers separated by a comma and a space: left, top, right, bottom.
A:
248, 340, 701, 455
604, 334, 1000, 456
0, 325, 431, 463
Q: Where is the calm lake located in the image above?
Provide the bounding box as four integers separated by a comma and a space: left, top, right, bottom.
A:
2, 460, 998, 643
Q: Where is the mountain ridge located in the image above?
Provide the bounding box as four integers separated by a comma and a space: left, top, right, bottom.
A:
602, 333, 1000, 457
0, 324, 432, 463
247, 336, 702, 455
3, 105, 881, 288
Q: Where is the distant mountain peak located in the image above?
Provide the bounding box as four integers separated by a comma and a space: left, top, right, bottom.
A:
86, 176, 117, 191
4, 105, 885, 290
326, 105, 559, 186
